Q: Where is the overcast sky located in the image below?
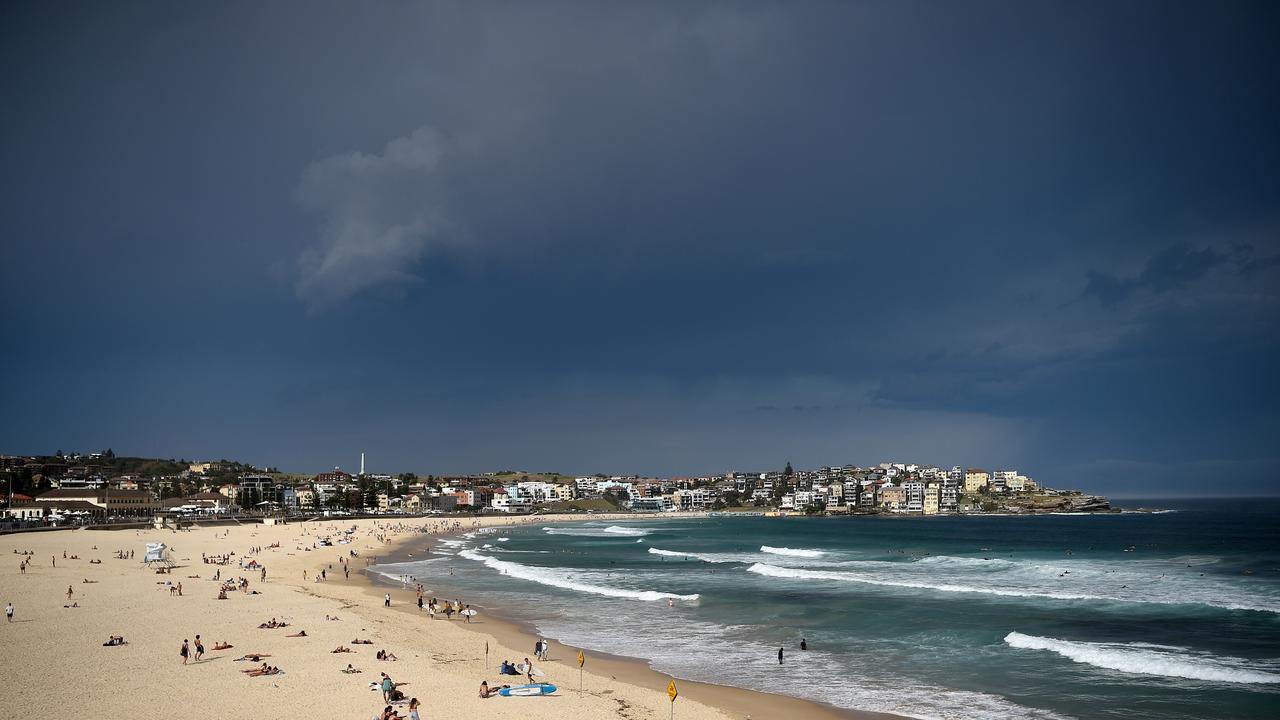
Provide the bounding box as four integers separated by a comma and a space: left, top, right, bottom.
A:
2, 2, 1277, 495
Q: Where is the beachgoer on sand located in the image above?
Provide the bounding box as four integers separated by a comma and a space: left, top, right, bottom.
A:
180, 639, 190, 665
6, 603, 13, 621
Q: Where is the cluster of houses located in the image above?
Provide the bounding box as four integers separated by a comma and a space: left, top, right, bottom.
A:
2, 453, 1050, 522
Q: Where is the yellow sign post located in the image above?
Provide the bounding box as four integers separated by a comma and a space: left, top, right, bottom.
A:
577, 650, 585, 690
667, 679, 678, 720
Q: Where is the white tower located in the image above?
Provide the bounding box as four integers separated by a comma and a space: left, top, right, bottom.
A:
360, 452, 365, 476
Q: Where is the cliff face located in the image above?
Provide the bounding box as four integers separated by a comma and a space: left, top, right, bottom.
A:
1000, 493, 1114, 514
1064, 495, 1113, 513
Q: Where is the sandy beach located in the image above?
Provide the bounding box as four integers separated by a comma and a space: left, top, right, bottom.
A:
0, 515, 898, 720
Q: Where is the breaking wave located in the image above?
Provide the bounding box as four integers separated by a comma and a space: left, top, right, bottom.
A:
745, 563, 1280, 614
760, 545, 827, 558
542, 525, 652, 538
459, 549, 698, 602
604, 526, 651, 536
1004, 632, 1280, 684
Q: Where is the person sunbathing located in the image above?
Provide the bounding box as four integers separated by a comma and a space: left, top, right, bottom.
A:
242, 663, 271, 674
102, 636, 126, 646
82, 578, 97, 583
217, 590, 228, 600
258, 619, 279, 628
341, 664, 362, 674
234, 653, 271, 662
352, 638, 373, 644
286, 630, 307, 637
376, 650, 397, 661
332, 646, 353, 653
247, 665, 281, 677
213, 642, 233, 650
478, 681, 510, 698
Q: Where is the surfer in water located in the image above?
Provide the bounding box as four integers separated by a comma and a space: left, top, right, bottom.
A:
778, 647, 784, 664
800, 638, 807, 651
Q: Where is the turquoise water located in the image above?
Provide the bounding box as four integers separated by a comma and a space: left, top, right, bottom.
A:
372, 499, 1280, 719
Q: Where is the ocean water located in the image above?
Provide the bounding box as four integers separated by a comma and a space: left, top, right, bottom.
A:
371, 499, 1280, 720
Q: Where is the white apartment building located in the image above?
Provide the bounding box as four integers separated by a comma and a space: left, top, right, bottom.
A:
903, 480, 925, 513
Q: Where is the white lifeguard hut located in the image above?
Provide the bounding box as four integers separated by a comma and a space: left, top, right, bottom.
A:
143, 542, 174, 569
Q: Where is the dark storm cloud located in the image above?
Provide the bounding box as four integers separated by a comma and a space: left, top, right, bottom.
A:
2, 1, 1279, 494
1084, 244, 1237, 306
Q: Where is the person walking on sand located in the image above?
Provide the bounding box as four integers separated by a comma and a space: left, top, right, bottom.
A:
180, 639, 190, 665
6, 602, 13, 622
384, 593, 391, 607
195, 635, 205, 661
67, 585, 73, 601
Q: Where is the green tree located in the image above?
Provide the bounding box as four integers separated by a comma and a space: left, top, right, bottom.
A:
784, 461, 793, 477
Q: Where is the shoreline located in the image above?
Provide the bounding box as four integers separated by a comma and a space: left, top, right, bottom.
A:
0, 512, 905, 720
357, 515, 897, 720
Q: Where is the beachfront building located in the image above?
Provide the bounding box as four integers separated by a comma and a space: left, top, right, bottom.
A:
878, 485, 905, 512
991, 470, 1019, 493
671, 488, 712, 511
903, 481, 925, 513
3, 502, 51, 521
490, 488, 532, 513
630, 495, 674, 512
939, 479, 959, 511
295, 488, 316, 508
515, 481, 561, 503
860, 482, 880, 509
36, 488, 158, 516
923, 485, 940, 515
964, 469, 990, 493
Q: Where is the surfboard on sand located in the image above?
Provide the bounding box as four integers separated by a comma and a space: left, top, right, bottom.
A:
498, 683, 557, 697
515, 663, 545, 677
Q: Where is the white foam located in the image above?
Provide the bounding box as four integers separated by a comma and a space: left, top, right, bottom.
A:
1004, 632, 1280, 684
459, 549, 698, 602
542, 526, 651, 538
760, 545, 827, 558
604, 526, 651, 536
649, 548, 691, 557
537, 614, 1072, 720
745, 563, 1280, 614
